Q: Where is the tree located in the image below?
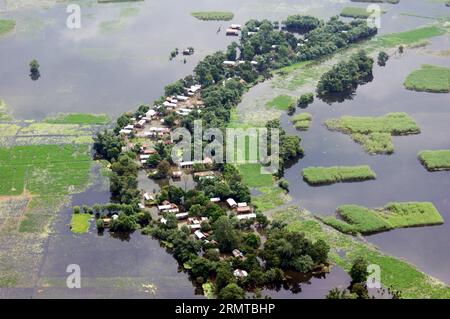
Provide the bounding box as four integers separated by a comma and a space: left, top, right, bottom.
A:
298, 93, 314, 107
309, 239, 329, 264
244, 233, 261, 249
213, 216, 240, 252
278, 179, 289, 191
377, 51, 389, 67
155, 160, 171, 179
283, 15, 321, 32
326, 287, 353, 299
93, 130, 124, 161
215, 263, 236, 292
110, 213, 137, 232
218, 283, 245, 299
350, 257, 369, 284
29, 59, 40, 80
204, 249, 220, 262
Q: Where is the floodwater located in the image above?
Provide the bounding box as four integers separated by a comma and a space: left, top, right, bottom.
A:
1, 0, 449, 298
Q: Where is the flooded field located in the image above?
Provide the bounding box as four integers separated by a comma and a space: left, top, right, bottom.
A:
1, 0, 449, 298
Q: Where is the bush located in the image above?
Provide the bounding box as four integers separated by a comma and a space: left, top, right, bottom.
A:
73, 206, 81, 214
298, 93, 314, 107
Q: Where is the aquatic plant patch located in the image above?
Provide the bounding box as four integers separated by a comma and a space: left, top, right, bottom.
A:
266, 95, 296, 110
302, 165, 376, 186
325, 113, 420, 154
320, 202, 444, 235
191, 11, 234, 21
404, 64, 450, 93
341, 7, 386, 19
419, 150, 450, 171
0, 20, 15, 35
291, 113, 312, 131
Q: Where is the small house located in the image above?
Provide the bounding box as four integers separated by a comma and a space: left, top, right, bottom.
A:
226, 198, 238, 208
226, 29, 239, 36
176, 212, 189, 220
237, 206, 252, 214
232, 249, 244, 259
194, 230, 206, 240
210, 198, 220, 203
236, 213, 257, 221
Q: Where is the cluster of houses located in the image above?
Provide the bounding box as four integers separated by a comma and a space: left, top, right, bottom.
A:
222, 60, 259, 68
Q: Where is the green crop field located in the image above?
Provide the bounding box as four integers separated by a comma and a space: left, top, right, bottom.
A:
291, 113, 312, 131
404, 64, 450, 93
0, 144, 92, 195
302, 165, 376, 185
325, 113, 420, 154
419, 150, 450, 171
191, 11, 234, 21
44, 113, 110, 125
320, 202, 444, 235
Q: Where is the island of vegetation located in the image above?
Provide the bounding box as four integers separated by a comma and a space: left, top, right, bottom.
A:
191, 11, 234, 21
419, 150, 450, 171
44, 113, 110, 125
340, 7, 386, 19
319, 202, 444, 235
404, 64, 450, 93
325, 112, 421, 154
317, 50, 374, 97
303, 165, 376, 186
291, 113, 312, 131
0, 20, 15, 35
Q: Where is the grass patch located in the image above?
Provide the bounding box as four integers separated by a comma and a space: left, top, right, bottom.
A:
320, 202, 444, 235
302, 165, 376, 186
266, 95, 295, 110
419, 150, 450, 171
0, 144, 92, 196
71, 213, 91, 234
325, 113, 420, 154
238, 164, 273, 188
273, 208, 450, 298
341, 7, 386, 19
252, 186, 291, 212
291, 113, 312, 131
404, 64, 450, 93
44, 113, 110, 125
0, 20, 15, 35
191, 11, 234, 21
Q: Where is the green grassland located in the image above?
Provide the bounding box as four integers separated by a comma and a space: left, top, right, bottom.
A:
266, 95, 296, 110
419, 150, 450, 171
71, 213, 92, 234
238, 164, 274, 188
252, 186, 291, 212
0, 20, 16, 35
291, 113, 312, 131
320, 202, 444, 235
273, 208, 450, 299
0, 144, 92, 196
191, 11, 234, 21
44, 113, 110, 125
404, 64, 450, 93
302, 165, 376, 185
325, 113, 420, 154
341, 7, 386, 19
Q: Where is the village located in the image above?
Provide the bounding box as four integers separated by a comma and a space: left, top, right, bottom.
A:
114, 65, 257, 274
